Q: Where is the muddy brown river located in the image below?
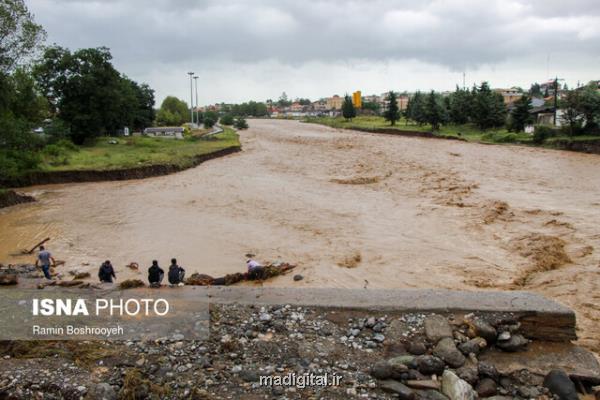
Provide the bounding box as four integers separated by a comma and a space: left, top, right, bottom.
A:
1, 119, 600, 353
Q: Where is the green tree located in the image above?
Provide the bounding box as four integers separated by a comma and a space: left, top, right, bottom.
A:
203, 111, 218, 128
341, 94, 356, 121
509, 94, 532, 132
234, 117, 248, 130
156, 96, 188, 126
0, 0, 46, 73
34, 46, 154, 144
277, 92, 291, 107
384, 91, 400, 126
220, 113, 234, 125
578, 83, 600, 131
448, 86, 471, 125
472, 82, 506, 129
407, 91, 427, 125
424, 90, 445, 131
561, 90, 583, 137
361, 101, 380, 114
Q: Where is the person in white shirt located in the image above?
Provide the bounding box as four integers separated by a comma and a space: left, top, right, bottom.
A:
246, 259, 264, 280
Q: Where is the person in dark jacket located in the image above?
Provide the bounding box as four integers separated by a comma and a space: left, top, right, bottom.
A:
168, 258, 186, 286
148, 260, 164, 287
98, 260, 116, 283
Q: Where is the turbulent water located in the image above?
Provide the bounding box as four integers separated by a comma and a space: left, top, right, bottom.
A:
1, 119, 600, 353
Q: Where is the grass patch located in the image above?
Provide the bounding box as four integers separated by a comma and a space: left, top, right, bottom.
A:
306, 116, 600, 148
40, 128, 239, 172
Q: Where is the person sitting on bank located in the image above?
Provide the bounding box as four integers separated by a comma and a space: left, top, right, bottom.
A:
36, 245, 56, 280
246, 258, 264, 280
148, 260, 164, 287
98, 260, 116, 283
168, 258, 186, 286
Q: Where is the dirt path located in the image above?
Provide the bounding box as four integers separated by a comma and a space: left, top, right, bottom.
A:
1, 119, 599, 353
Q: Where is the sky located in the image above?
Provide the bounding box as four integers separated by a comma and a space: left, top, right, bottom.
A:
28, 0, 600, 106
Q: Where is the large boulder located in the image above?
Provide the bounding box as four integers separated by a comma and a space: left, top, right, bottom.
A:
441, 370, 477, 400
543, 370, 578, 400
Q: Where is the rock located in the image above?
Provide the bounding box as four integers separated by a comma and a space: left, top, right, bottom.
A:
433, 338, 465, 368
416, 355, 445, 375
456, 366, 478, 386
518, 385, 540, 398
373, 333, 385, 342
441, 370, 477, 400
478, 361, 499, 381
408, 341, 428, 355
371, 361, 393, 379
293, 274, 303, 281
405, 380, 441, 390
468, 319, 497, 343
87, 383, 117, 400
495, 334, 528, 352
259, 313, 272, 322
379, 380, 416, 399
497, 331, 511, 341
543, 370, 578, 400
365, 317, 377, 328
458, 337, 487, 355
418, 390, 450, 400
372, 322, 385, 332
388, 355, 415, 370
272, 386, 285, 396
476, 378, 497, 397
424, 315, 453, 343
239, 369, 260, 382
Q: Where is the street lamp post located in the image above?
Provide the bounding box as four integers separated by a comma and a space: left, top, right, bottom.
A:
193, 76, 199, 126
187, 72, 194, 126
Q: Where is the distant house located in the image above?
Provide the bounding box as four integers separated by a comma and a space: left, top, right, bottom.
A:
494, 88, 523, 105
326, 95, 343, 110
143, 127, 184, 139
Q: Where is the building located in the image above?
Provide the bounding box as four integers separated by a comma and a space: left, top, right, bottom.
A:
312, 100, 328, 112
143, 127, 185, 139
494, 88, 523, 105
352, 91, 362, 108
326, 95, 343, 110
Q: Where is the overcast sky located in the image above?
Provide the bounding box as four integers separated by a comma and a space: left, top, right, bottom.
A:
28, 0, 600, 106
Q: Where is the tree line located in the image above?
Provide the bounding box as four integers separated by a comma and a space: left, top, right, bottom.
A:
0, 0, 157, 179
381, 82, 600, 136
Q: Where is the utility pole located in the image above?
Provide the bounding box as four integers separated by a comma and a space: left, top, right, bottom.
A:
552, 76, 564, 126
187, 72, 194, 126
194, 76, 199, 126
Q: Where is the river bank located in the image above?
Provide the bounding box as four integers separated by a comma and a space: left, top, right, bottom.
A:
305, 116, 600, 155
0, 129, 241, 189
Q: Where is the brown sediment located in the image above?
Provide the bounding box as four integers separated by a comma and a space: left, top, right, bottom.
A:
482, 201, 511, 224
331, 176, 381, 185
338, 252, 362, 268
0, 145, 241, 188
511, 234, 572, 286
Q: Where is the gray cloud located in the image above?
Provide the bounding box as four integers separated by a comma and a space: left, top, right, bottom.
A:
27, 0, 600, 103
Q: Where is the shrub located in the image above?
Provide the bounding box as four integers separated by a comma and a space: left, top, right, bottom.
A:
220, 114, 234, 126
234, 117, 249, 130
203, 111, 218, 128
532, 125, 556, 144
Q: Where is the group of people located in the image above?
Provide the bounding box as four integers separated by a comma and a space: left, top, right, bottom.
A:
98, 258, 186, 287
37, 246, 263, 286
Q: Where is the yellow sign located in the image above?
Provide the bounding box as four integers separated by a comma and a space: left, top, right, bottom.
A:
352, 91, 362, 108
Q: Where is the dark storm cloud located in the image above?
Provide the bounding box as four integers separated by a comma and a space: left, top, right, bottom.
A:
28, 0, 600, 70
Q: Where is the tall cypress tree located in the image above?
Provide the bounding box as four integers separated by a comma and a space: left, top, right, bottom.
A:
510, 94, 532, 132
342, 94, 356, 121
384, 91, 400, 126
425, 90, 445, 131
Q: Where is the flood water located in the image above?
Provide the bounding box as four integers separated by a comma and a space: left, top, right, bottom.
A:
1, 119, 600, 354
